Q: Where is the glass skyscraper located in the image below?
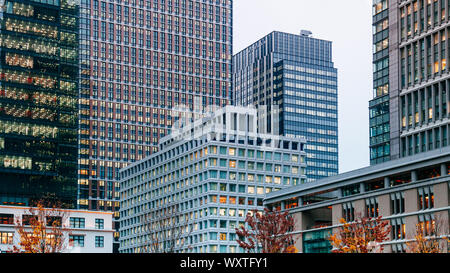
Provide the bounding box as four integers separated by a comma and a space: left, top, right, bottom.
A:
0, 0, 79, 207
370, 0, 391, 165
371, 0, 450, 165
78, 0, 233, 250
233, 31, 338, 182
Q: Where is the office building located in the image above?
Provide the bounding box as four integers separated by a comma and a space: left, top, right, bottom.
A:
265, 147, 450, 253
233, 31, 338, 182
78, 0, 233, 250
0, 0, 79, 207
0, 205, 114, 253
370, 0, 450, 165
118, 106, 307, 253
370, 0, 391, 165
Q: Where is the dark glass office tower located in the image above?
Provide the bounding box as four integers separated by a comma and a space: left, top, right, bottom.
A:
233, 31, 338, 182
0, 0, 79, 207
370, 0, 391, 165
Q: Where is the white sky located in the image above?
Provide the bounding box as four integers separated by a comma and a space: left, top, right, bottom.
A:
233, 0, 374, 174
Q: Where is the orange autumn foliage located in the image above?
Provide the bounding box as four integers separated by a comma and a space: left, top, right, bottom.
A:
328, 215, 391, 253
406, 218, 449, 253
11, 200, 70, 253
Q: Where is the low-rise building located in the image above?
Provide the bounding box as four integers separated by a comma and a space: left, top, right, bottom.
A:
0, 206, 114, 253
118, 106, 308, 253
265, 148, 450, 253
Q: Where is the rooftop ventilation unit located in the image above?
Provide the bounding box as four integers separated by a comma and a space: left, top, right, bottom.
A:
300, 30, 313, 37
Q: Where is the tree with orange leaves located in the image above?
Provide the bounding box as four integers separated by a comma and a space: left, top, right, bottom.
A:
328, 215, 391, 253
406, 216, 449, 253
11, 197, 70, 253
235, 208, 297, 253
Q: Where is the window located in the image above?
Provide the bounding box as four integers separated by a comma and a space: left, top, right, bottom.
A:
69, 235, 85, 247
70, 217, 85, 228
95, 218, 104, 229
0, 232, 13, 245
46, 216, 62, 227
343, 202, 354, 222
418, 214, 436, 236
219, 196, 227, 204
95, 236, 104, 247
391, 218, 406, 240
0, 214, 14, 225
418, 187, 434, 210
229, 160, 236, 168
22, 215, 37, 226
366, 198, 379, 218
391, 192, 405, 214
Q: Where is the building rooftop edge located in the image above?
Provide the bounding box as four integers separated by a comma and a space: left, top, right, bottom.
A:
265, 147, 450, 201
233, 30, 333, 56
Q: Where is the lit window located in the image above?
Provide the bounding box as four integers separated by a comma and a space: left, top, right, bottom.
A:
229, 160, 236, 168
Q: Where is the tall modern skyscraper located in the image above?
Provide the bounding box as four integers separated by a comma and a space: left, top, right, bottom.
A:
370, 0, 391, 165
78, 0, 233, 251
370, 0, 450, 165
233, 31, 338, 182
0, 0, 79, 207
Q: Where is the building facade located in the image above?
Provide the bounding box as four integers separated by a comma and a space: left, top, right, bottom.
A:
78, 0, 233, 250
370, 0, 450, 165
0, 0, 79, 207
118, 106, 307, 253
370, 0, 391, 165
233, 31, 338, 182
265, 147, 450, 253
0, 205, 114, 253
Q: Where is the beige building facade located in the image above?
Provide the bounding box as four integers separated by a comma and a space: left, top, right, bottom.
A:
265, 147, 450, 253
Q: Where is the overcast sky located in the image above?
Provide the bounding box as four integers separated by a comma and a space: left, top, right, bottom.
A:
233, 0, 373, 174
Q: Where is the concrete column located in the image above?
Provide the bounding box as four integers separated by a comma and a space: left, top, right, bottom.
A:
411, 170, 418, 182
332, 203, 343, 226
292, 212, 303, 253
336, 188, 343, 198
384, 177, 390, 188
404, 188, 418, 213
405, 215, 418, 240
360, 183, 365, 194
441, 163, 447, 177
432, 85, 436, 122
418, 89, 423, 124
405, 94, 410, 130
354, 200, 366, 218
378, 194, 391, 218
433, 182, 449, 208
438, 82, 443, 120
425, 87, 430, 120
447, 79, 450, 118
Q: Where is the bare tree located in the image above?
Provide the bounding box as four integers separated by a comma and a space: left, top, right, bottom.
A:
235, 208, 297, 253
141, 204, 195, 253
